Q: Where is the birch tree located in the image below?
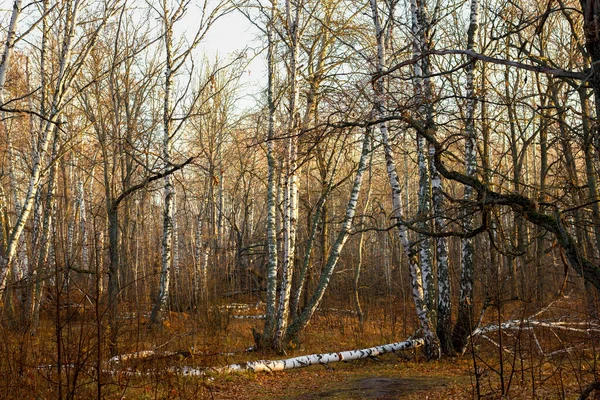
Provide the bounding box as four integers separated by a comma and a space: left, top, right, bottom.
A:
262, 0, 279, 345
451, 0, 479, 354
272, 0, 302, 353
0, 1, 23, 96
410, 0, 435, 317
150, 0, 231, 325
369, 0, 440, 359
0, 0, 115, 293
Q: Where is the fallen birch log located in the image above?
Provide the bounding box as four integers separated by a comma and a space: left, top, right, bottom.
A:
178, 338, 423, 375
472, 319, 600, 336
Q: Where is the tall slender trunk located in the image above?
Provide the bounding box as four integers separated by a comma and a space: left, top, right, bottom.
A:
355, 146, 373, 323
410, 0, 435, 316
580, 89, 600, 316
452, 0, 479, 353
291, 134, 345, 319
273, 0, 301, 352
0, 0, 23, 93
504, 68, 524, 299
194, 206, 208, 304
263, 0, 279, 344
77, 166, 89, 269
0, 0, 25, 288
151, 0, 175, 325
369, 0, 439, 359
286, 127, 372, 342
432, 144, 451, 354
107, 205, 119, 353
535, 83, 548, 305
28, 128, 60, 332
0, 0, 80, 291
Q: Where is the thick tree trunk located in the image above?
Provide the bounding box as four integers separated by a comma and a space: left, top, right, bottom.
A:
432, 145, 451, 355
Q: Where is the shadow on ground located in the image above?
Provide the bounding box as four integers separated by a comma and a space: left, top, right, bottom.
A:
295, 376, 450, 399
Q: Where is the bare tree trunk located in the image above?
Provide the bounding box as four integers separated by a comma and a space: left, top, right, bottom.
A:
77, 164, 89, 270
355, 146, 373, 323
452, 0, 479, 353
28, 128, 60, 333
285, 126, 372, 342
369, 0, 439, 360
410, 0, 435, 316
535, 81, 549, 305
194, 208, 208, 304
0, 0, 23, 93
151, 0, 176, 325
431, 145, 451, 354
274, 0, 301, 352
0, 0, 25, 292
263, 0, 279, 345
0, 0, 80, 292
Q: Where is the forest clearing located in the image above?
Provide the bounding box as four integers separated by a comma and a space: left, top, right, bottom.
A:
1, 0, 600, 398
0, 294, 597, 398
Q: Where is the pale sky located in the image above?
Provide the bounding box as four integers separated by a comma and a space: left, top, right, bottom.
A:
179, 4, 266, 112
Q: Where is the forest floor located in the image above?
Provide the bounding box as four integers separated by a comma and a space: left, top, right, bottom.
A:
198, 353, 471, 399
1, 295, 597, 399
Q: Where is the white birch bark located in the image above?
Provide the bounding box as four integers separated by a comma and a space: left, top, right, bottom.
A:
274, 0, 301, 351
67, 158, 76, 266
150, 0, 218, 321
4, 124, 27, 283
0, 186, 8, 255
263, 0, 279, 345
180, 339, 422, 374
194, 211, 208, 301
77, 166, 89, 269
151, 0, 175, 324
416, 135, 433, 308
410, 0, 437, 320
29, 127, 60, 331
289, 18, 337, 320
431, 143, 451, 353
30, 0, 49, 272
290, 137, 345, 319
453, 0, 479, 353
27, 0, 50, 330
369, 0, 439, 359
0, 0, 80, 291
286, 126, 371, 341
411, 0, 451, 353
0, 0, 23, 93
0, 0, 25, 286
354, 146, 373, 322
173, 198, 179, 275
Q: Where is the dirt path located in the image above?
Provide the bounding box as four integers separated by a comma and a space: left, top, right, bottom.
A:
295, 376, 452, 399
202, 355, 471, 399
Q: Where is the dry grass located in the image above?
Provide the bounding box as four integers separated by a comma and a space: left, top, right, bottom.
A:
0, 294, 597, 399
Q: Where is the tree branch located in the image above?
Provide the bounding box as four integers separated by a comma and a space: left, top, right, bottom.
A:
110, 157, 195, 211
377, 49, 586, 81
